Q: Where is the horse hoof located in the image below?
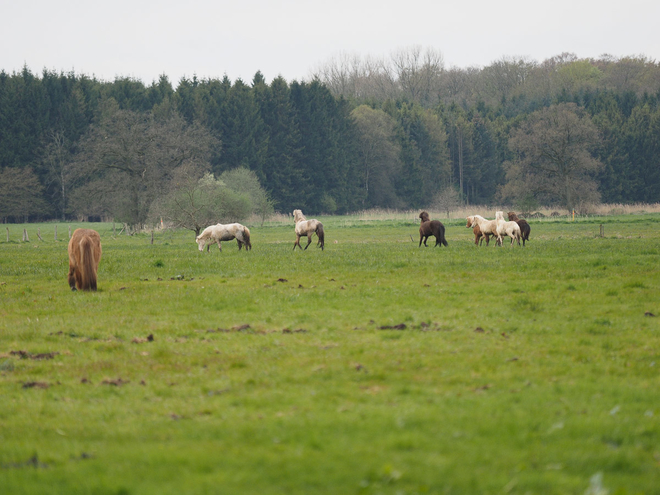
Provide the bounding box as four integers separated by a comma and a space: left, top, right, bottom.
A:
70, 287, 77, 292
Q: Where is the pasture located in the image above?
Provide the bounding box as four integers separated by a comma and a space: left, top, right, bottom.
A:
1, 214, 659, 494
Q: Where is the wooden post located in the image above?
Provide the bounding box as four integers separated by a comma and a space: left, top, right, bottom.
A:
68, 226, 71, 239
23, 229, 29, 241
54, 225, 58, 241
151, 230, 154, 245
37, 228, 43, 241
600, 224, 604, 237
5, 227, 8, 242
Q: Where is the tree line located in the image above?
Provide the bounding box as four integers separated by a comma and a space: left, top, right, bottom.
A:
1, 49, 659, 225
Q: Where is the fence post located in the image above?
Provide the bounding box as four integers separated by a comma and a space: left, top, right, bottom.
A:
600, 224, 604, 237
37, 228, 43, 241
23, 229, 29, 242
68, 226, 71, 239
5, 227, 8, 242
54, 225, 58, 241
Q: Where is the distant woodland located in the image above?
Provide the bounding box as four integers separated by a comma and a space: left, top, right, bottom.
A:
1, 47, 659, 225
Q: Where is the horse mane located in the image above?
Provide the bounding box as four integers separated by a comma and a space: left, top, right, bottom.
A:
293, 209, 306, 223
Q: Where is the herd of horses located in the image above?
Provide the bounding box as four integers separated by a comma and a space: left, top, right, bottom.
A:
67, 209, 530, 291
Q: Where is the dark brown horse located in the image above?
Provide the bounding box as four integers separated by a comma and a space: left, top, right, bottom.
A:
419, 212, 448, 247
67, 228, 102, 291
507, 212, 531, 246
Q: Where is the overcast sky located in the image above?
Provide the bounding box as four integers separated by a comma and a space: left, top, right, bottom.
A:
2, 0, 658, 85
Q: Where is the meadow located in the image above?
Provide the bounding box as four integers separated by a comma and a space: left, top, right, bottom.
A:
1, 213, 659, 494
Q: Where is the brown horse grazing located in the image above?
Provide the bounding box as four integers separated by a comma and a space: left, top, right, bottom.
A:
67, 228, 102, 291
507, 212, 531, 246
419, 211, 448, 247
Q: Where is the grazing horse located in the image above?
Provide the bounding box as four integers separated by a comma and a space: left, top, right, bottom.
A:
196, 223, 251, 252
67, 228, 102, 291
495, 211, 521, 246
419, 211, 448, 247
507, 211, 530, 246
293, 209, 325, 251
467, 215, 501, 246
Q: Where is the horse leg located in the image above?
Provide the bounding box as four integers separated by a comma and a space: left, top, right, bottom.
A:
217, 240, 222, 252
304, 234, 312, 250
293, 235, 301, 250
419, 233, 423, 247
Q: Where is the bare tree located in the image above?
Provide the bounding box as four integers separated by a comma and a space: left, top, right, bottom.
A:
0, 167, 48, 222
69, 100, 217, 227
501, 103, 603, 211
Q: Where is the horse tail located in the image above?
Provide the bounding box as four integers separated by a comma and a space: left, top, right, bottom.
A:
316, 223, 325, 251
79, 236, 97, 291
441, 225, 448, 247
243, 227, 252, 250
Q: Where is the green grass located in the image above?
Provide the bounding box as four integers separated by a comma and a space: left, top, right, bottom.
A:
1, 215, 659, 494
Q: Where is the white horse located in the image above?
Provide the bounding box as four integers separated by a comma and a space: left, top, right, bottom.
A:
293, 209, 325, 251
195, 223, 252, 252
495, 211, 521, 246
467, 215, 501, 246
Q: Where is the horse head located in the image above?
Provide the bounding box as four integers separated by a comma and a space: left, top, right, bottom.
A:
507, 211, 519, 221
419, 211, 430, 223
466, 216, 474, 228
293, 209, 306, 224
495, 211, 505, 222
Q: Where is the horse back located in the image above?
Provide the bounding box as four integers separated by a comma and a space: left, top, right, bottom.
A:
68, 229, 101, 291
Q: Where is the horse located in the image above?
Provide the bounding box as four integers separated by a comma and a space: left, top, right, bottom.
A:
293, 209, 324, 251
467, 215, 501, 246
495, 211, 521, 246
419, 211, 448, 247
507, 211, 531, 246
67, 228, 102, 291
196, 223, 252, 252
471, 223, 491, 246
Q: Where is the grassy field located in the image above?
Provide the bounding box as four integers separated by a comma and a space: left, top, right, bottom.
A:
1, 214, 659, 494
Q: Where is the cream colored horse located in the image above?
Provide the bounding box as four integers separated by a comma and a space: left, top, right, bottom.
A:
195, 223, 252, 252
467, 215, 501, 246
495, 211, 521, 246
293, 209, 325, 251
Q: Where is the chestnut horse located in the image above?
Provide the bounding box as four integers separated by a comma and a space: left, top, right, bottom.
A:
67, 228, 102, 291
419, 211, 448, 247
293, 209, 325, 251
467, 215, 501, 246
507, 212, 530, 246
471, 223, 491, 246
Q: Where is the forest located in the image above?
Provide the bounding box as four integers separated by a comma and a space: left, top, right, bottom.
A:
1, 48, 659, 225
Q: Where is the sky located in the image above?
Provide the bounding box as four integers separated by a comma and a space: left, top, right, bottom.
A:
2, 0, 659, 86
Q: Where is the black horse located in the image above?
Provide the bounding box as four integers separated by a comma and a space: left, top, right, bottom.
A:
419, 211, 448, 247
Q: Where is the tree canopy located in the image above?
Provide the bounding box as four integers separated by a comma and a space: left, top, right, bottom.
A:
1, 52, 659, 224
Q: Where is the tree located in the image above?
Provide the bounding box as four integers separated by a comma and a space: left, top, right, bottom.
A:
501, 103, 603, 211
219, 167, 274, 224
69, 100, 216, 226
0, 167, 48, 222
351, 105, 401, 208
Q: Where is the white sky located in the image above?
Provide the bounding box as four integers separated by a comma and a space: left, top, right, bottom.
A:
1, 0, 658, 85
